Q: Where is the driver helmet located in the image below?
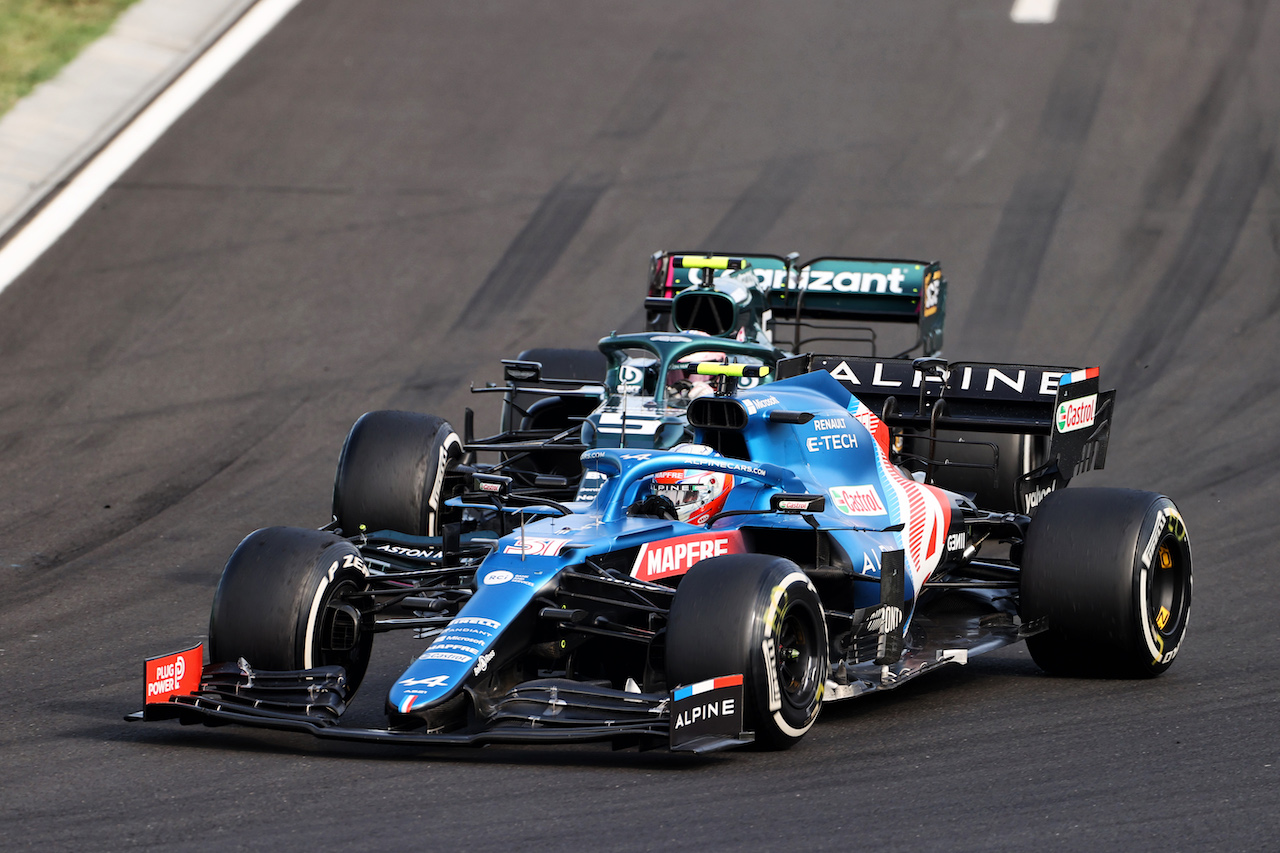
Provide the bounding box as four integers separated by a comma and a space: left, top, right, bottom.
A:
667, 346, 727, 400
650, 467, 735, 524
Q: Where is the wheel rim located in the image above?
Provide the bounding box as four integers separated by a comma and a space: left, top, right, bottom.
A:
316, 578, 367, 668
776, 602, 822, 710
1147, 532, 1189, 642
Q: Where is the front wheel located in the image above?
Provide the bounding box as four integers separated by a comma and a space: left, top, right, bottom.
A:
209, 527, 374, 692
666, 555, 827, 749
1020, 488, 1192, 677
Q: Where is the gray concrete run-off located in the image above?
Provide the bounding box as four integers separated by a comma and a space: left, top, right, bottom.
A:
0, 0, 258, 240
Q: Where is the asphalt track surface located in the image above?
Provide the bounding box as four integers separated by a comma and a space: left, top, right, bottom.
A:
1, 1, 1278, 850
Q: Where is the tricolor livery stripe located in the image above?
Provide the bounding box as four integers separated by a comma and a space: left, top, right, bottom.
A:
673, 674, 743, 701
848, 397, 951, 589
902, 483, 928, 570
1059, 367, 1099, 386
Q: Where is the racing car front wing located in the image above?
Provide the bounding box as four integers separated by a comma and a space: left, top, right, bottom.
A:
128, 652, 753, 754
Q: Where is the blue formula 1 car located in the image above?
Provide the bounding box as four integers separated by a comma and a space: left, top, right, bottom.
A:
132, 356, 1192, 754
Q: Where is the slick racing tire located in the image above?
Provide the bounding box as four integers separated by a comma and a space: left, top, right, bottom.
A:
1020, 488, 1192, 678
667, 555, 827, 749
209, 527, 374, 691
332, 411, 462, 536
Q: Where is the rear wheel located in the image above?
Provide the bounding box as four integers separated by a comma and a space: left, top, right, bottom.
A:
666, 554, 827, 749
332, 411, 462, 536
1020, 488, 1192, 677
209, 527, 374, 691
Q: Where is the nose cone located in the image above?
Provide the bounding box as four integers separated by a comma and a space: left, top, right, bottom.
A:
386, 547, 562, 724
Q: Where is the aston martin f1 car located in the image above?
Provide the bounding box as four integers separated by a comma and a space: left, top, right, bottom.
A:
453, 252, 948, 510
132, 353, 1193, 754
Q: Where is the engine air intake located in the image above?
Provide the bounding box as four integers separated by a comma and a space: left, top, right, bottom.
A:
687, 397, 748, 430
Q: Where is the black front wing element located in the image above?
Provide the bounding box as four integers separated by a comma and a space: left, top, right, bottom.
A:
127, 662, 752, 754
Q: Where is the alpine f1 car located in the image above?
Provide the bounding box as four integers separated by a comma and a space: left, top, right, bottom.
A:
132, 350, 1192, 754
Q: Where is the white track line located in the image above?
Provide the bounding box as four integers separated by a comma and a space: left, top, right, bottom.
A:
1011, 0, 1060, 24
0, 0, 305, 293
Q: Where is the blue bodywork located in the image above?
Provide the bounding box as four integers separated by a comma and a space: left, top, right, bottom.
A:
388, 369, 955, 717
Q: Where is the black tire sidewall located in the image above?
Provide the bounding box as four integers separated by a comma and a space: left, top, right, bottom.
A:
1127, 497, 1193, 673
757, 572, 826, 742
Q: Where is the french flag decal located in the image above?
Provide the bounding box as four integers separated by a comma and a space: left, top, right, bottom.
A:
1059, 367, 1099, 386
673, 674, 743, 701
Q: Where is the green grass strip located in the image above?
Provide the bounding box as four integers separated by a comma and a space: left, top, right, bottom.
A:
0, 0, 141, 116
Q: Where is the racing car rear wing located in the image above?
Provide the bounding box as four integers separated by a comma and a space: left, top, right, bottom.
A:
777, 354, 1114, 506
646, 252, 946, 357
